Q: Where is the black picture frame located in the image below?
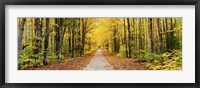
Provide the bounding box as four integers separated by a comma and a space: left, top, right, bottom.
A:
0, 0, 199, 88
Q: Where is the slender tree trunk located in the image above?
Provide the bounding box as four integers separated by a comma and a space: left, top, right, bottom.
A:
81, 18, 86, 56
123, 18, 128, 57
58, 18, 66, 56
72, 19, 75, 57
68, 19, 72, 57
127, 18, 131, 58
170, 18, 174, 50
148, 18, 153, 61
18, 18, 26, 56
139, 18, 142, 50
55, 18, 61, 59
162, 18, 166, 51
157, 18, 163, 62
36, 18, 42, 53
33, 18, 42, 66
59, 19, 63, 59
77, 19, 82, 56
165, 18, 170, 51
61, 19, 67, 53
157, 18, 163, 53
113, 26, 117, 53
116, 24, 119, 53
133, 18, 137, 50
43, 18, 49, 65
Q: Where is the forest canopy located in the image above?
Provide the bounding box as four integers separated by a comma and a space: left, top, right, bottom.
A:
18, 18, 182, 70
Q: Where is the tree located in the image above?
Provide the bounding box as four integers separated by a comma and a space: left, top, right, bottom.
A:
127, 18, 131, 58
157, 18, 163, 54
148, 18, 153, 61
72, 19, 75, 57
123, 18, 128, 57
18, 18, 26, 56
81, 18, 85, 56
35, 18, 42, 61
43, 18, 50, 65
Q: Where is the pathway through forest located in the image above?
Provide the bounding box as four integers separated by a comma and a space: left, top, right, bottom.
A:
26, 49, 148, 70
83, 49, 113, 70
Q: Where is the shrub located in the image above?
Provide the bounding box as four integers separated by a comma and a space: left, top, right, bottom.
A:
18, 46, 35, 69
117, 45, 126, 58
147, 50, 182, 70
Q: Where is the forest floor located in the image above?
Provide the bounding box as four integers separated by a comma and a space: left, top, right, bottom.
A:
26, 51, 95, 70
26, 49, 149, 70
103, 50, 149, 70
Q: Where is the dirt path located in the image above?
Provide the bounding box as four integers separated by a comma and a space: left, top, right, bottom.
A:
83, 49, 113, 70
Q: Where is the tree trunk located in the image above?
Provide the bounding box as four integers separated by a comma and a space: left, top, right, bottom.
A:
68, 19, 72, 57
157, 18, 163, 63
123, 18, 128, 57
55, 18, 61, 59
165, 18, 170, 50
157, 18, 163, 53
162, 18, 166, 51
43, 18, 49, 65
33, 18, 42, 66
148, 18, 153, 61
113, 26, 117, 53
61, 19, 67, 53
170, 18, 174, 50
72, 19, 75, 57
18, 18, 26, 56
81, 18, 85, 56
127, 18, 131, 58
36, 18, 42, 53
78, 19, 82, 56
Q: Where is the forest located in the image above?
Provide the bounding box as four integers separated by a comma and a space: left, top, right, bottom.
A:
18, 18, 182, 70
